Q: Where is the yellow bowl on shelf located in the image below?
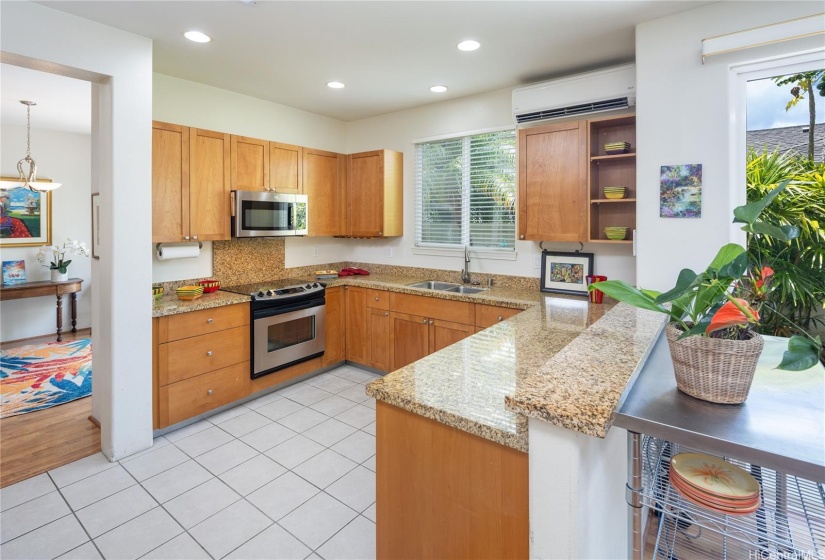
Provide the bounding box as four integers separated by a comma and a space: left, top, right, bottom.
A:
604, 227, 628, 240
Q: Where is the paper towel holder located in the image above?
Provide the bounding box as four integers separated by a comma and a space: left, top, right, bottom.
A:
156, 241, 202, 257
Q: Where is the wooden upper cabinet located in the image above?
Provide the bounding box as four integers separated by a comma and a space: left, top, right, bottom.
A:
230, 135, 269, 191
271, 142, 303, 195
190, 128, 231, 241
518, 121, 587, 242
152, 122, 189, 243
304, 147, 346, 236
347, 150, 403, 237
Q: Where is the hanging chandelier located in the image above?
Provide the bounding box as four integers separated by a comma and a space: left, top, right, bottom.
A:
0, 100, 62, 192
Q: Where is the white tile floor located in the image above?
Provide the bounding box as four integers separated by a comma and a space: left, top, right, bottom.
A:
0, 365, 381, 560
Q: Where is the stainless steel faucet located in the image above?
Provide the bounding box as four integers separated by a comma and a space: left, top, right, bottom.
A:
461, 244, 471, 283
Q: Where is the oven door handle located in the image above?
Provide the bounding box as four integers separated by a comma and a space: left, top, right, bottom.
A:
252, 297, 325, 320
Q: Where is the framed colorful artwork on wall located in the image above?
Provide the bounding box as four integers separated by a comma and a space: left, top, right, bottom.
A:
0, 182, 52, 247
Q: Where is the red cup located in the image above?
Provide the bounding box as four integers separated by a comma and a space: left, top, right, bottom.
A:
586, 275, 607, 303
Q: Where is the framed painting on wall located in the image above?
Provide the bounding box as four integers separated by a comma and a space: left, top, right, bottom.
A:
0, 182, 52, 247
540, 250, 594, 296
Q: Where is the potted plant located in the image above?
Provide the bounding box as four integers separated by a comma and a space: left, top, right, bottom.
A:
591, 182, 822, 404
37, 238, 90, 282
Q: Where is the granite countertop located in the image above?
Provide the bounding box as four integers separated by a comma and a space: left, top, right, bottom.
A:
151, 272, 665, 451
152, 290, 251, 317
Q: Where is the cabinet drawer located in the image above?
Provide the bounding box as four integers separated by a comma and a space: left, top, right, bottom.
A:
390, 293, 474, 325
160, 303, 249, 342
160, 362, 250, 427
159, 325, 250, 385
475, 305, 522, 329
367, 289, 389, 310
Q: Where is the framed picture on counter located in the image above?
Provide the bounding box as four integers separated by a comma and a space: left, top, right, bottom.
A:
540, 250, 594, 296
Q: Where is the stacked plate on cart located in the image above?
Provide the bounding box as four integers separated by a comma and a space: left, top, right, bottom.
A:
670, 453, 761, 515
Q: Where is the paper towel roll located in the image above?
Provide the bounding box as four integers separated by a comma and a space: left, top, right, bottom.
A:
156, 243, 200, 261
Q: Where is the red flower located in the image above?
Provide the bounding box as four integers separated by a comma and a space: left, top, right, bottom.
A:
706, 299, 760, 334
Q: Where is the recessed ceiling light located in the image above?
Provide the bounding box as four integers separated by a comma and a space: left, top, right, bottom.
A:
326, 81, 345, 89
184, 31, 211, 43
457, 40, 480, 52
430, 85, 448, 93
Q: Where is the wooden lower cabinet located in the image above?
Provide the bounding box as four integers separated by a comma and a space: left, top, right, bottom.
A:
376, 402, 528, 559
429, 319, 473, 354
475, 304, 523, 330
345, 286, 368, 366
367, 307, 391, 371
153, 303, 250, 429
323, 287, 345, 367
390, 312, 430, 370
159, 362, 249, 427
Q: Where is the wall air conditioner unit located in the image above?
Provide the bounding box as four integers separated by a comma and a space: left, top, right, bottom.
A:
512, 64, 636, 124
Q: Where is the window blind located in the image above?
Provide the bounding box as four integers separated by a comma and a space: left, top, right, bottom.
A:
415, 129, 516, 250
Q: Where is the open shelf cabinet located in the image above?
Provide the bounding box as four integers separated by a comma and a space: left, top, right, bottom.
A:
588, 114, 636, 243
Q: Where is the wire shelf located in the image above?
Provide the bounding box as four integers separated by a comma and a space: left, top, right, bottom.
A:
641, 436, 825, 560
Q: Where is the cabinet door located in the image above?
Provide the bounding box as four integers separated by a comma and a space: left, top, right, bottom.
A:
152, 121, 189, 243
323, 286, 346, 367
518, 121, 587, 241
345, 286, 368, 365
231, 135, 269, 191
190, 128, 231, 241
304, 147, 345, 236
271, 142, 303, 194
390, 312, 429, 371
429, 319, 474, 354
475, 304, 522, 330
367, 307, 391, 372
348, 151, 384, 237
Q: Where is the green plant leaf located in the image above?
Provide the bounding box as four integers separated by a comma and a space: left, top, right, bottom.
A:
654, 269, 698, 304
777, 335, 822, 371
708, 244, 746, 271
742, 221, 800, 242
677, 319, 711, 339
733, 181, 788, 224
587, 280, 667, 314
718, 251, 749, 279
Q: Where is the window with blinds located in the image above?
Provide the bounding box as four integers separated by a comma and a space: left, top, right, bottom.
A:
415, 129, 516, 250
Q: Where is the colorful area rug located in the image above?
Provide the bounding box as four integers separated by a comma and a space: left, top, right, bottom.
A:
0, 338, 92, 419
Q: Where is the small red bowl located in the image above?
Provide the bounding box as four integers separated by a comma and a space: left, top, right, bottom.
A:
198, 279, 221, 293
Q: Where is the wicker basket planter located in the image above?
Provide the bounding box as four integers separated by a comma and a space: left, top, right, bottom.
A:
664, 323, 765, 404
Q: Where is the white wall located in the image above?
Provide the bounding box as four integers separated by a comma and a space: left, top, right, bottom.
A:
340, 88, 637, 282
2, 1, 154, 460
152, 73, 348, 282
635, 1, 825, 290
1, 125, 92, 341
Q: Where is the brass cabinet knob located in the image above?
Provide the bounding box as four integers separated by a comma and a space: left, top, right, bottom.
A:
207, 389, 214, 395
193, 235, 198, 240
375, 297, 379, 301
207, 351, 213, 356
422, 318, 427, 324
207, 318, 213, 324
184, 235, 190, 240
429, 320, 433, 325
498, 316, 503, 322
384, 312, 389, 316
519, 234, 525, 240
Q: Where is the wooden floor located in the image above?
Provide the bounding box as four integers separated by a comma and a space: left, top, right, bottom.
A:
1, 329, 100, 488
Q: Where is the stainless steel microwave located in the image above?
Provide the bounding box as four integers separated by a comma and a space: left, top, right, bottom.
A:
231, 190, 308, 237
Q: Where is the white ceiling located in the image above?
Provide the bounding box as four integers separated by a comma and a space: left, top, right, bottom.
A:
26, 0, 710, 124
0, 64, 91, 134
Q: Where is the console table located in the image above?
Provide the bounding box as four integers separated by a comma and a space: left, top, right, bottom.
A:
0, 278, 84, 342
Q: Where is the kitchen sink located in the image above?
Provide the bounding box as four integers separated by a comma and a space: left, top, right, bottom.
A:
444, 286, 486, 295
407, 280, 461, 290
407, 280, 486, 295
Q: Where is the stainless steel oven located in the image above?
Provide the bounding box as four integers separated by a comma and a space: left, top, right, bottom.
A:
222, 281, 325, 379
231, 190, 308, 237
